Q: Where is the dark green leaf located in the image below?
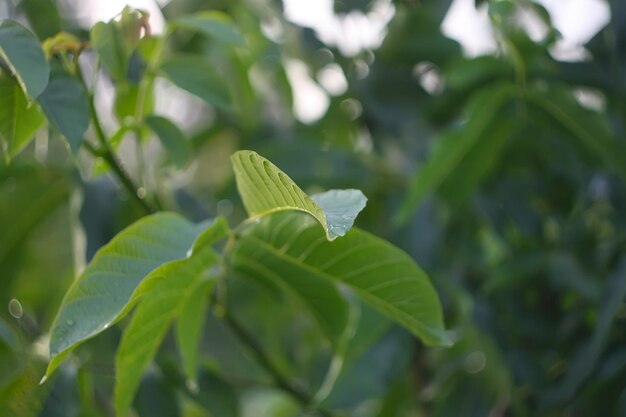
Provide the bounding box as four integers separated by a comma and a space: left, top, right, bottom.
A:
395, 85, 514, 224
0, 71, 46, 162
173, 11, 245, 47
231, 213, 450, 347
0, 19, 50, 99
37, 63, 90, 153
146, 115, 191, 168
160, 54, 232, 110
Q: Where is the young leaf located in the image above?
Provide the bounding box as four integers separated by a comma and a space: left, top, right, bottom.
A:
159, 55, 232, 110
90, 21, 129, 82
312, 189, 368, 238
37, 63, 90, 153
146, 115, 191, 168
0, 20, 50, 99
0, 72, 46, 162
45, 213, 210, 379
231, 150, 367, 240
172, 11, 245, 47
231, 212, 451, 347
115, 247, 219, 417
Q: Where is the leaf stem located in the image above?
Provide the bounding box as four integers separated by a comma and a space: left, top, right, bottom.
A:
221, 311, 339, 417
77, 61, 160, 214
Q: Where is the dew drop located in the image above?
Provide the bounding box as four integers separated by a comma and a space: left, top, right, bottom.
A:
185, 379, 199, 393
65, 319, 75, 326
186, 249, 193, 258
39, 375, 48, 385
8, 298, 23, 319
464, 351, 486, 374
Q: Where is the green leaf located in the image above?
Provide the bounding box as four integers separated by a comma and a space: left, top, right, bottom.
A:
37, 63, 90, 153
231, 150, 367, 240
115, 247, 219, 417
0, 20, 50, 99
176, 279, 213, 383
231, 212, 450, 347
525, 86, 626, 183
438, 116, 518, 205
90, 21, 129, 82
311, 189, 368, 238
395, 85, 514, 224
0, 72, 46, 162
146, 115, 191, 168
172, 11, 245, 47
159, 55, 232, 110
45, 213, 209, 379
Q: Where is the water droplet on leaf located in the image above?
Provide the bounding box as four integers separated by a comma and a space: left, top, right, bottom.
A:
66, 319, 75, 326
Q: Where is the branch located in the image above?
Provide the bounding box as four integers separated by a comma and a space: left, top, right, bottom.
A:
222, 311, 339, 417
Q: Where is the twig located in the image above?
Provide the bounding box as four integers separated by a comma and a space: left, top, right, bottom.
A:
222, 311, 338, 417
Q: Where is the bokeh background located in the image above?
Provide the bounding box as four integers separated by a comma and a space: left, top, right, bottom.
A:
2, 0, 626, 416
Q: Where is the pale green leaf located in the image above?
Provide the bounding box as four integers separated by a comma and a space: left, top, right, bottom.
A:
176, 278, 213, 383
231, 150, 367, 240
231, 212, 450, 347
37, 63, 90, 153
146, 115, 191, 168
160, 55, 232, 110
115, 247, 219, 417
312, 189, 367, 239
0, 72, 46, 162
173, 11, 245, 47
45, 213, 208, 379
90, 21, 128, 82
0, 19, 50, 99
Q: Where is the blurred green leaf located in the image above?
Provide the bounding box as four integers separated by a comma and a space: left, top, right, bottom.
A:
37, 63, 90, 153
173, 11, 245, 47
160, 54, 232, 110
0, 72, 46, 162
232, 212, 450, 347
17, 0, 62, 40
231, 150, 367, 240
396, 84, 514, 223
0, 19, 50, 99
146, 115, 191, 168
90, 21, 129, 82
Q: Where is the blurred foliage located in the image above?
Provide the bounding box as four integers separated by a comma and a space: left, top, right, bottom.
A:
2, 0, 626, 416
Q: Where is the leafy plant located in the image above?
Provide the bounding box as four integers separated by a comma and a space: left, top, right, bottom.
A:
44, 149, 447, 416
3, 1, 626, 416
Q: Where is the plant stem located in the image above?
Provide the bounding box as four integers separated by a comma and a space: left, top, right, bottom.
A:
222, 311, 338, 417
77, 61, 160, 214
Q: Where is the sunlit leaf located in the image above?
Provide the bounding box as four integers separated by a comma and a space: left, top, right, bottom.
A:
231, 150, 367, 240
45, 213, 210, 379
231, 212, 450, 347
